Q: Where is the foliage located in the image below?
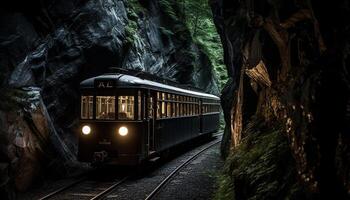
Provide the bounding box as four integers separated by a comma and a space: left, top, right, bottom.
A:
158, 0, 179, 21
181, 0, 227, 90
159, 26, 174, 36
156, 0, 227, 89
125, 0, 144, 44
215, 118, 311, 200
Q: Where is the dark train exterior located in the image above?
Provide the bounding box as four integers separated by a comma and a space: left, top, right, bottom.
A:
78, 73, 220, 165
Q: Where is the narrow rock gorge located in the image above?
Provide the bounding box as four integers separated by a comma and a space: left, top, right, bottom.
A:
211, 0, 350, 199
1, 0, 350, 199
0, 0, 222, 198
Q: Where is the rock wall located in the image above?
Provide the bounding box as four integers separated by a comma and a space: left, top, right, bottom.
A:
211, 0, 350, 198
0, 0, 219, 198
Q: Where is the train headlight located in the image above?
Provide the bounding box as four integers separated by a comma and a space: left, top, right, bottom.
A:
82, 125, 91, 135
118, 126, 128, 136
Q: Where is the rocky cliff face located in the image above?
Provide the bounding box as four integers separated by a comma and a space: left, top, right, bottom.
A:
0, 0, 219, 198
211, 0, 350, 199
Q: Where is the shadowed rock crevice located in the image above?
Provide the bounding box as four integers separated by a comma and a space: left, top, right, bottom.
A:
0, 0, 221, 198
211, 0, 350, 199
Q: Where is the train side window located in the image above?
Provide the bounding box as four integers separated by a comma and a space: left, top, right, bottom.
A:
148, 96, 153, 119
183, 97, 186, 116
118, 96, 134, 120
193, 103, 196, 115
167, 101, 171, 118
181, 103, 183, 116
190, 104, 192, 115
176, 102, 179, 117
171, 95, 176, 117
157, 101, 161, 118
172, 102, 175, 117
96, 96, 116, 120
81, 96, 93, 119
186, 103, 189, 116
138, 91, 142, 120
161, 101, 166, 118
179, 96, 183, 116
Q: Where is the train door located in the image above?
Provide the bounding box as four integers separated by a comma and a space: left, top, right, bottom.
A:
147, 90, 156, 154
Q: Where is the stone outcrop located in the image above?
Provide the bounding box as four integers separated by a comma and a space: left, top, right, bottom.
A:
0, 0, 219, 198
211, 0, 350, 198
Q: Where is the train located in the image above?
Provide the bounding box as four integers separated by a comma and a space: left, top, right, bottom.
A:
77, 72, 220, 165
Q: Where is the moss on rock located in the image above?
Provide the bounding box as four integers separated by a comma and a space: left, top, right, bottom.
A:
215, 118, 311, 200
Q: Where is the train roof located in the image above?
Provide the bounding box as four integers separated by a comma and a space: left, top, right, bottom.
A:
80, 73, 220, 100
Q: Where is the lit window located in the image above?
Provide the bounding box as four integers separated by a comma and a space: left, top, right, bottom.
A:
176, 102, 179, 117
81, 96, 93, 119
161, 102, 166, 118
96, 96, 115, 120
138, 91, 142, 120
148, 96, 153, 119
118, 96, 134, 120
157, 101, 161, 118
172, 102, 176, 117
167, 102, 171, 117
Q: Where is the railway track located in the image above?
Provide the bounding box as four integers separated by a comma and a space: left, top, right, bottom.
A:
39, 134, 222, 200
38, 174, 130, 200
144, 137, 221, 200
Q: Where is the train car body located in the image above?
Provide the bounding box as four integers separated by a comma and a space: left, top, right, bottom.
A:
78, 73, 220, 165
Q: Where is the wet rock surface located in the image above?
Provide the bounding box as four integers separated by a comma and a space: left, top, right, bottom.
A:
211, 0, 350, 199
0, 0, 219, 198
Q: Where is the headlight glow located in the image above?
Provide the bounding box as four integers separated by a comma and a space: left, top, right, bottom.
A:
82, 125, 91, 135
118, 126, 128, 136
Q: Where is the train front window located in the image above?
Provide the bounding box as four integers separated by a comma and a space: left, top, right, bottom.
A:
96, 96, 116, 120
81, 96, 93, 119
118, 96, 134, 120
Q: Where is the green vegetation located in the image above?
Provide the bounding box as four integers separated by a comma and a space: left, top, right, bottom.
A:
125, 1, 227, 90
181, 0, 228, 90
125, 0, 145, 44
157, 0, 227, 89
159, 0, 179, 21
158, 26, 174, 36
215, 118, 310, 200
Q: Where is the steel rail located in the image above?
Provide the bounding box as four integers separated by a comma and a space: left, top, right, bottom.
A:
89, 176, 129, 200
38, 177, 87, 200
144, 138, 221, 200
39, 133, 222, 200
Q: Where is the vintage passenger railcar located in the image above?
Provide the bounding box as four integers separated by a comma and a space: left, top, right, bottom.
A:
78, 72, 220, 165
